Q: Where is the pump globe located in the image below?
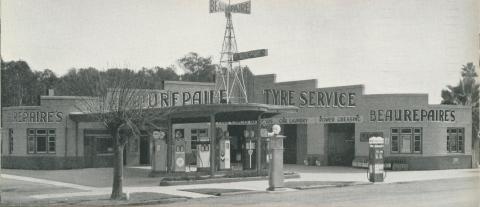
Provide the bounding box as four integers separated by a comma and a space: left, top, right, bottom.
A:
272, 124, 281, 135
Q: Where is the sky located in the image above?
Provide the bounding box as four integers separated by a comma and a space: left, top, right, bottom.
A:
1, 0, 479, 104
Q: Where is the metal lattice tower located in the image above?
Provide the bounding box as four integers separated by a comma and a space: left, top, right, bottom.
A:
216, 11, 248, 104
210, 0, 251, 104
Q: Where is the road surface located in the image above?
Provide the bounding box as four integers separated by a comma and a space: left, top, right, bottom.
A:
150, 176, 480, 207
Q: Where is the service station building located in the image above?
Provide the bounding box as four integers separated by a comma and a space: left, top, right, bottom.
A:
1, 74, 473, 171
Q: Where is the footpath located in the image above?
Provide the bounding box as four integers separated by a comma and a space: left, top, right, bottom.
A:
1, 165, 479, 206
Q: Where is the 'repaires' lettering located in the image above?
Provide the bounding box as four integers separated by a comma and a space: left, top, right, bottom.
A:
369, 109, 455, 122
13, 111, 64, 123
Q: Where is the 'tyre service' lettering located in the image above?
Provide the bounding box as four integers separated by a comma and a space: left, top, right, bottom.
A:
263, 89, 356, 108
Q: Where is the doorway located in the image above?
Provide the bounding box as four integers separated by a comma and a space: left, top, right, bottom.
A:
326, 123, 355, 166
83, 130, 114, 168
282, 124, 297, 164
227, 125, 247, 166
139, 135, 150, 165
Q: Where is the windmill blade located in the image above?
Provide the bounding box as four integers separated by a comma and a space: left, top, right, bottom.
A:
210, 0, 227, 13
229, 0, 251, 14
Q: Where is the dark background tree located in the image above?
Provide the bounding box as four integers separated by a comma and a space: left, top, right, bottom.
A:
136, 66, 179, 89
35, 69, 59, 94
55, 68, 103, 96
1, 53, 216, 106
1, 60, 40, 106
178, 52, 216, 82
1, 59, 186, 105
441, 62, 479, 167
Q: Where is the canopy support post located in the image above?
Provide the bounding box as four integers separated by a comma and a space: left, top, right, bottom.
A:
210, 113, 216, 177
256, 112, 265, 175
166, 116, 172, 173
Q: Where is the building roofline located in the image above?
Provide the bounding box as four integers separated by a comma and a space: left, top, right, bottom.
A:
276, 79, 318, 85
429, 104, 472, 109
363, 93, 428, 97
40, 96, 96, 100
316, 84, 365, 90
254, 74, 276, 78
2, 106, 41, 110
164, 80, 215, 86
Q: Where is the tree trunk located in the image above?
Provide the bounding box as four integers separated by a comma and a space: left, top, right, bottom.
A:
111, 130, 125, 200
473, 138, 479, 168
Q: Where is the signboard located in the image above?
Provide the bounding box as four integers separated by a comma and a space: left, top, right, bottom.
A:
219, 115, 363, 125
152, 131, 165, 140
262, 117, 316, 125
263, 89, 357, 108
209, 0, 227, 13
360, 132, 384, 142
229, 1, 251, 14
11, 111, 64, 123
233, 49, 268, 61
369, 109, 456, 123
369, 137, 384, 145
210, 0, 251, 14
107, 88, 227, 108
318, 115, 362, 123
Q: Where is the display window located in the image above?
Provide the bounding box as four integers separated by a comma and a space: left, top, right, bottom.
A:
390, 127, 422, 154
96, 136, 114, 154
27, 128, 56, 154
447, 128, 464, 153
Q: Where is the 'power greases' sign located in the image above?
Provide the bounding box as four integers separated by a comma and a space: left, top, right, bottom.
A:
263, 89, 356, 108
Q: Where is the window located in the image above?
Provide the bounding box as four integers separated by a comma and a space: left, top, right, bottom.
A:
391, 135, 399, 152
27, 129, 56, 154
96, 137, 114, 154
199, 129, 208, 137
191, 129, 198, 150
447, 128, 464, 153
190, 128, 208, 150
391, 127, 422, 154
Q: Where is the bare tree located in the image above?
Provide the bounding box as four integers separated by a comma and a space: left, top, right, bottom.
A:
69, 70, 172, 200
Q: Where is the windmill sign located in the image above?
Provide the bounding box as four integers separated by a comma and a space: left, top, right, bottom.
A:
210, 0, 251, 14
233, 49, 268, 61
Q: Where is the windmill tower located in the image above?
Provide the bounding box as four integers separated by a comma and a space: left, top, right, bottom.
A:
210, 0, 251, 104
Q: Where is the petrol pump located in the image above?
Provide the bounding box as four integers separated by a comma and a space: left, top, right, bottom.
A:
197, 135, 210, 169
260, 128, 269, 169
243, 130, 256, 169
219, 132, 231, 170
173, 130, 186, 172
368, 136, 385, 182
267, 124, 286, 191
151, 130, 167, 172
